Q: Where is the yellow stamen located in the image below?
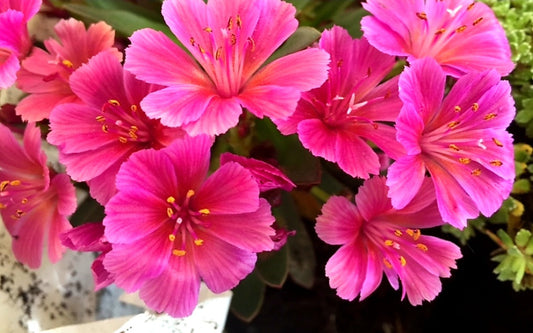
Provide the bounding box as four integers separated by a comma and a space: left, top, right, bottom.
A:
435, 28, 446, 35
456, 25, 467, 33
9, 180, 21, 186
167, 207, 174, 218
0, 180, 9, 191
102, 124, 109, 133
215, 47, 222, 60
236, 15, 242, 28
168, 234, 176, 242
459, 157, 471, 164
118, 137, 128, 144
484, 113, 497, 120
21, 198, 28, 204
416, 12, 427, 20
167, 196, 176, 204
490, 160, 503, 167
492, 138, 503, 147
194, 239, 204, 246
0, 203, 6, 209
383, 258, 393, 269
203, 27, 212, 33
96, 115, 106, 122
447, 120, 460, 129
406, 229, 420, 241
198, 208, 210, 215
62, 59, 74, 68
186, 190, 195, 198
467, 2, 476, 10
227, 17, 233, 30
172, 249, 186, 256
454, 105, 461, 112
472, 103, 479, 111
394, 230, 403, 237
108, 99, 120, 106
416, 243, 428, 251
130, 104, 138, 112
471, 168, 482, 176
190, 37, 195, 46
384, 239, 394, 246
247, 37, 255, 51
449, 144, 460, 151
473, 17, 483, 26
399, 256, 407, 266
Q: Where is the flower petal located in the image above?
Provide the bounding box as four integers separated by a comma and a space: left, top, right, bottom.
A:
315, 196, 361, 245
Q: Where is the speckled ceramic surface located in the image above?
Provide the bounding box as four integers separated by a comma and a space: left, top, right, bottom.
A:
0, 220, 97, 333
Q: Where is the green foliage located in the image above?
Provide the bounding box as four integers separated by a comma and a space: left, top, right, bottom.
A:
492, 229, 533, 291
481, 0, 533, 137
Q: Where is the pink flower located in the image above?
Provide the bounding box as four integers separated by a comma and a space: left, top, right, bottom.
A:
15, 18, 122, 121
274, 26, 404, 178
360, 0, 514, 77
61, 222, 113, 290
102, 135, 276, 317
387, 57, 515, 229
0, 0, 41, 88
219, 152, 295, 192
47, 50, 184, 205
315, 176, 462, 305
124, 0, 330, 136
0, 122, 77, 269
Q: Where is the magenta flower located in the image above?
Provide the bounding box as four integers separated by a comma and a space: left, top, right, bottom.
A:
0, 122, 77, 269
316, 176, 462, 305
61, 222, 113, 290
48, 50, 184, 205
274, 26, 404, 178
102, 135, 276, 317
387, 57, 515, 229
360, 0, 514, 77
15, 18, 122, 121
124, 0, 330, 136
219, 152, 295, 192
0, 0, 41, 88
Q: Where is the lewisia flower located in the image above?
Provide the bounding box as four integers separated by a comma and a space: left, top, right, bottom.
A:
125, 0, 330, 136
102, 135, 276, 317
15, 18, 122, 121
61, 222, 113, 290
360, 0, 514, 77
274, 26, 404, 178
48, 50, 184, 205
387, 57, 515, 229
0, 0, 41, 88
315, 176, 461, 305
0, 122, 77, 269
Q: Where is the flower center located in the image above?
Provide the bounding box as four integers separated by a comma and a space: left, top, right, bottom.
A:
381, 228, 429, 269
165, 190, 210, 257
96, 99, 153, 145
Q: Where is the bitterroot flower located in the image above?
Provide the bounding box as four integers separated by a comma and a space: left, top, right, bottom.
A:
316, 176, 462, 305
124, 0, 330, 136
102, 135, 276, 317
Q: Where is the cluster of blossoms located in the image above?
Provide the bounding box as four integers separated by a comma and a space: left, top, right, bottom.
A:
0, 0, 516, 318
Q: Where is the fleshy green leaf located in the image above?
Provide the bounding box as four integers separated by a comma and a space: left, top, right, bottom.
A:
515, 229, 532, 248
230, 271, 266, 323
256, 245, 289, 288
267, 26, 322, 65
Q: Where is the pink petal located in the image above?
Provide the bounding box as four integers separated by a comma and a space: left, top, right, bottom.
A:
195, 162, 259, 215
315, 196, 361, 245
0, 48, 19, 88
16, 92, 79, 122
202, 199, 275, 252
387, 155, 426, 210
103, 227, 173, 292
9, 207, 47, 268
0, 0, 41, 21
354, 177, 393, 221
181, 96, 243, 136
297, 118, 337, 161
140, 85, 215, 128
85, 159, 122, 205
335, 129, 383, 178
194, 230, 257, 293
125, 28, 209, 86
139, 255, 200, 318
60, 222, 107, 252
92, 254, 114, 290
238, 84, 301, 119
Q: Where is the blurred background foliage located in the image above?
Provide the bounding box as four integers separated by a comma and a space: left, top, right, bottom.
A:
37, 0, 533, 331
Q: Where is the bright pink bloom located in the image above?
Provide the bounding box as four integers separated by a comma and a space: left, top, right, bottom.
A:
47, 51, 184, 205
274, 26, 404, 178
61, 222, 113, 290
316, 176, 461, 305
15, 18, 122, 121
219, 152, 295, 192
0, 122, 77, 269
361, 0, 514, 77
124, 0, 330, 136
0, 0, 41, 88
102, 135, 276, 317
387, 58, 515, 229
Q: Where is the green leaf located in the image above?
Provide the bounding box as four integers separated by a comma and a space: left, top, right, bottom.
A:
256, 245, 289, 288
277, 192, 317, 289
267, 26, 322, 65
331, 7, 367, 38
284, 0, 312, 10
515, 229, 532, 248
69, 195, 105, 227
254, 118, 321, 186
61, 4, 174, 39
512, 178, 531, 194
230, 272, 266, 323
497, 229, 515, 248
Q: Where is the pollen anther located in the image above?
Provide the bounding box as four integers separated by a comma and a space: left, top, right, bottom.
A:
186, 190, 195, 198
399, 256, 407, 266
473, 17, 483, 25
454, 105, 461, 112
435, 28, 446, 35
0, 180, 8, 191
10, 180, 21, 186
459, 157, 471, 164
456, 25, 467, 33
383, 258, 393, 269
167, 207, 174, 218
198, 208, 210, 215
492, 138, 503, 147
118, 137, 128, 144
447, 120, 460, 129
62, 59, 74, 68
416, 243, 428, 251
168, 234, 176, 242
194, 239, 204, 246
394, 230, 403, 237
449, 144, 460, 151
484, 113, 496, 120
172, 249, 186, 256
416, 12, 427, 20
472, 103, 479, 111
490, 160, 503, 167
471, 168, 482, 176
108, 99, 120, 106
167, 196, 176, 204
